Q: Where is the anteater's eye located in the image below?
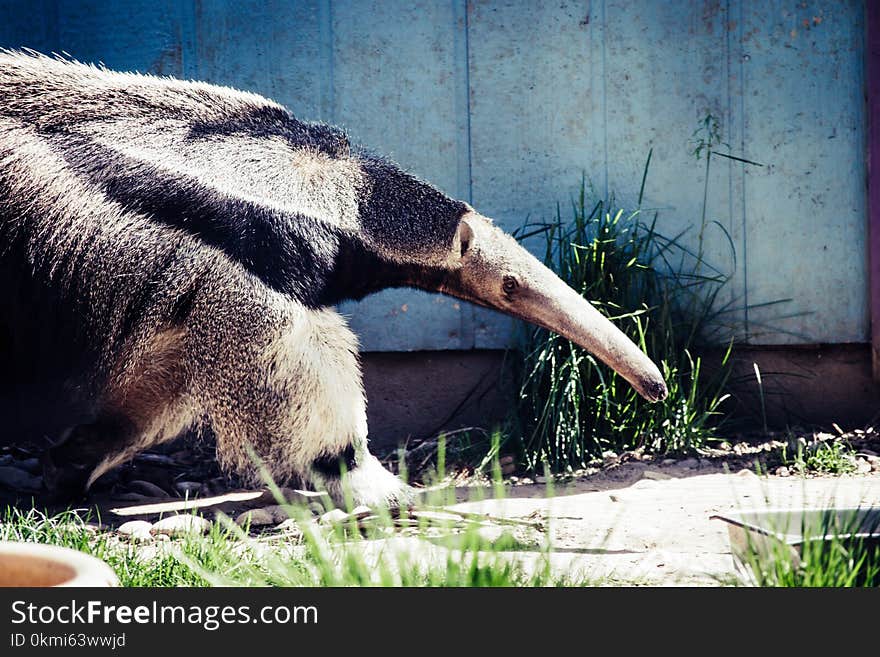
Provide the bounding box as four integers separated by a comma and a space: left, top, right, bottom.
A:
502, 276, 519, 295
460, 235, 470, 257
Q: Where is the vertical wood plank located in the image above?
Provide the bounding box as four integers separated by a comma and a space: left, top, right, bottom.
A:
332, 0, 470, 351
51, 0, 187, 76
452, 0, 476, 348
0, 0, 58, 54
727, 0, 750, 341
739, 0, 867, 345
602, 0, 742, 336
190, 0, 327, 121
866, 0, 880, 378
467, 0, 605, 348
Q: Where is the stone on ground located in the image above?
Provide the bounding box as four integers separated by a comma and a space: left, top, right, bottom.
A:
151, 515, 211, 537
0, 466, 41, 491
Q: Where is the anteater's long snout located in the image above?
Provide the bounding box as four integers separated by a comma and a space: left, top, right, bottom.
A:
449, 216, 668, 403
513, 259, 668, 402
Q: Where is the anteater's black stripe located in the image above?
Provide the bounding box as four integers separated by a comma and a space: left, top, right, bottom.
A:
187, 106, 351, 159
50, 135, 339, 306
312, 443, 357, 477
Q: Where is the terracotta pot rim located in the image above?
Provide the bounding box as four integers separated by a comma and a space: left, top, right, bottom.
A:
0, 541, 119, 587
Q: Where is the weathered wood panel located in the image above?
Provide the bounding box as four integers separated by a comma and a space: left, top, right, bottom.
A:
601, 0, 741, 331
467, 0, 606, 347
738, 0, 867, 344
331, 0, 471, 350
0, 0, 868, 350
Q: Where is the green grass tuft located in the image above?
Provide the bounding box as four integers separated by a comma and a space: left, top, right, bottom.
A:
780, 434, 859, 476
730, 510, 880, 587
511, 170, 734, 472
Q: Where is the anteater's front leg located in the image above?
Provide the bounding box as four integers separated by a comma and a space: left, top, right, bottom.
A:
195, 293, 411, 509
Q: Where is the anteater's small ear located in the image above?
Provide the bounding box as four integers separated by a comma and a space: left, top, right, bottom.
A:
454, 217, 474, 259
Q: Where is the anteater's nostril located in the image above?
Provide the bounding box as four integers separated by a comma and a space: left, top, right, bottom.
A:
651, 380, 668, 402
312, 444, 357, 477
642, 378, 668, 402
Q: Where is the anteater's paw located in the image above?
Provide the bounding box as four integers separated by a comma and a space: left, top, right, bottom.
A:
322, 453, 414, 510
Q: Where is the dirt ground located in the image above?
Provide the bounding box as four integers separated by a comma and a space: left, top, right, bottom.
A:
449, 460, 880, 585
2, 440, 879, 586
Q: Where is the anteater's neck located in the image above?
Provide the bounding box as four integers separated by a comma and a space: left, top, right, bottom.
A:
320, 237, 447, 305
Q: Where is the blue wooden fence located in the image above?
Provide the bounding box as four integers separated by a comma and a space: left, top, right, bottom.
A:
0, 0, 867, 350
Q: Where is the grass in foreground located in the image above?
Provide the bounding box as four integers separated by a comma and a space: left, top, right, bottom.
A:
726, 509, 880, 587
4, 475, 878, 587
0, 476, 587, 588
7, 497, 876, 587
746, 536, 880, 587
4, 439, 876, 587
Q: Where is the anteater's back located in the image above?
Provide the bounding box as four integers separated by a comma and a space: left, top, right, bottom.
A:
0, 52, 327, 446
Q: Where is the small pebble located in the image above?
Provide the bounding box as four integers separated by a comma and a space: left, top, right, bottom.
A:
641, 470, 672, 481
236, 508, 276, 528
151, 514, 212, 537
175, 481, 202, 496
319, 509, 349, 525
679, 458, 699, 469
775, 466, 790, 477
662, 459, 677, 466
118, 520, 154, 536
56, 522, 102, 535
0, 466, 41, 491
135, 546, 159, 563
17, 457, 41, 475
235, 505, 292, 528
117, 520, 154, 542
856, 459, 872, 475
128, 480, 170, 498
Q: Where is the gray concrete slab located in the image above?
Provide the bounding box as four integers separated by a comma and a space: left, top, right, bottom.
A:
443, 470, 880, 585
